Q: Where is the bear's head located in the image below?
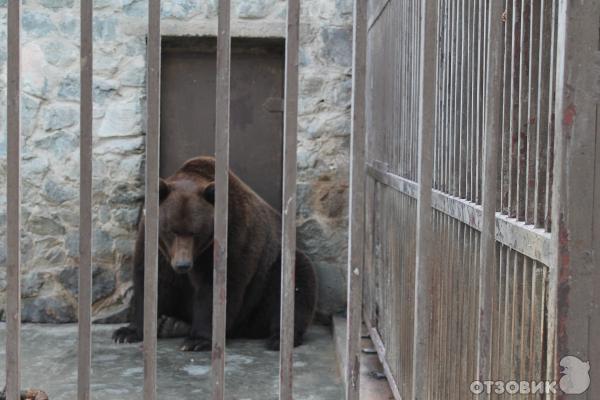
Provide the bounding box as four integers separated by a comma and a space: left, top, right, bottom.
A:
158, 178, 215, 274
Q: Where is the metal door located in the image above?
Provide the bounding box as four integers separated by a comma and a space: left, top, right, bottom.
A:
160, 37, 285, 210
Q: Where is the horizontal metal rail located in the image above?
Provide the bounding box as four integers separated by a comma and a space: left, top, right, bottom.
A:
366, 162, 553, 266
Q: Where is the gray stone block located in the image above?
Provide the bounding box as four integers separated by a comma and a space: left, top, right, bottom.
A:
22, 295, 76, 323
23, 11, 57, 37
320, 26, 352, 67
58, 265, 117, 303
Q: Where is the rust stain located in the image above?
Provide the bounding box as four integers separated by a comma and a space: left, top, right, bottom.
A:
563, 104, 577, 126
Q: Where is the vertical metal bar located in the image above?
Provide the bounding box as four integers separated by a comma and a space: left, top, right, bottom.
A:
345, 0, 367, 396
77, 0, 93, 398
412, 0, 438, 398
549, 0, 600, 390
475, 0, 483, 204
143, 0, 161, 398
443, 0, 450, 194
524, 0, 539, 225
500, 0, 511, 215
533, 0, 552, 229
6, 0, 21, 398
515, 0, 530, 222
278, 0, 300, 395
508, 0, 521, 218
477, 0, 505, 389
465, 0, 473, 202
544, 0, 557, 232
212, 0, 231, 396
449, 0, 457, 196
457, 0, 465, 199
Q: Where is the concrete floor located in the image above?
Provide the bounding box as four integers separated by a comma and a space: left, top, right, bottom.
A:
0, 323, 343, 400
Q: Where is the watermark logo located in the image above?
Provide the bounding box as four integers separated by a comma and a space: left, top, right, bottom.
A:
559, 356, 590, 395
470, 356, 590, 396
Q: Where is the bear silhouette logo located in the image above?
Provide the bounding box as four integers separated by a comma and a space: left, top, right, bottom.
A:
559, 356, 591, 395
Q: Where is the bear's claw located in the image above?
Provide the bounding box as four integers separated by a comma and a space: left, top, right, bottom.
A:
180, 337, 211, 352
112, 326, 142, 344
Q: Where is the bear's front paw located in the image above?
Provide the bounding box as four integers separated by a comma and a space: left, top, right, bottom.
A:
158, 315, 191, 338
113, 326, 142, 344
180, 337, 211, 352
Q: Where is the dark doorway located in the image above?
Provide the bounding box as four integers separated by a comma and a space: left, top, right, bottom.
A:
160, 36, 285, 210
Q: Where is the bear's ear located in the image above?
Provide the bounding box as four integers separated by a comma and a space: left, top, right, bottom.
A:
202, 182, 215, 205
159, 179, 171, 202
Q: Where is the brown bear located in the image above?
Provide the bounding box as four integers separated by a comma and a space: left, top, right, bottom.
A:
112, 156, 318, 351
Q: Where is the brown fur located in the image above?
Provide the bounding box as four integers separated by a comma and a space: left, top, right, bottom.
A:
113, 156, 318, 351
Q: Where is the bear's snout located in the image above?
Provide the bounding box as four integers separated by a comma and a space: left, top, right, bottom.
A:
173, 260, 193, 273
170, 235, 195, 274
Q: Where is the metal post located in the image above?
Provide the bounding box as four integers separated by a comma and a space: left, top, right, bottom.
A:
143, 0, 161, 398
211, 0, 231, 396
279, 0, 300, 396
476, 0, 505, 393
550, 0, 600, 392
6, 0, 22, 398
411, 0, 438, 398
344, 0, 367, 398
77, 0, 93, 397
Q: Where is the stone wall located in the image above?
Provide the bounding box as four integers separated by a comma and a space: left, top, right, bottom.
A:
0, 0, 352, 322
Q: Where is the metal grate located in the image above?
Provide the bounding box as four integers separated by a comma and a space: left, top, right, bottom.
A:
499, 0, 557, 230
358, 0, 600, 398
2, 0, 304, 398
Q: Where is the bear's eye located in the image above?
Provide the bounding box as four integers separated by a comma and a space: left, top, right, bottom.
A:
202, 183, 215, 204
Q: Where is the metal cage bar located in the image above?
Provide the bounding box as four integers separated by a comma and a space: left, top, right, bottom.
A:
143, 0, 161, 398
549, 0, 600, 390
279, 0, 300, 396
477, 0, 506, 386
77, 0, 94, 398
211, 0, 231, 397
411, 0, 438, 398
344, 0, 367, 398
6, 0, 22, 398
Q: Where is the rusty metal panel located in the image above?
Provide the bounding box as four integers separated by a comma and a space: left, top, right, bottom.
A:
160, 38, 284, 210
6, 0, 22, 398
77, 0, 93, 398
